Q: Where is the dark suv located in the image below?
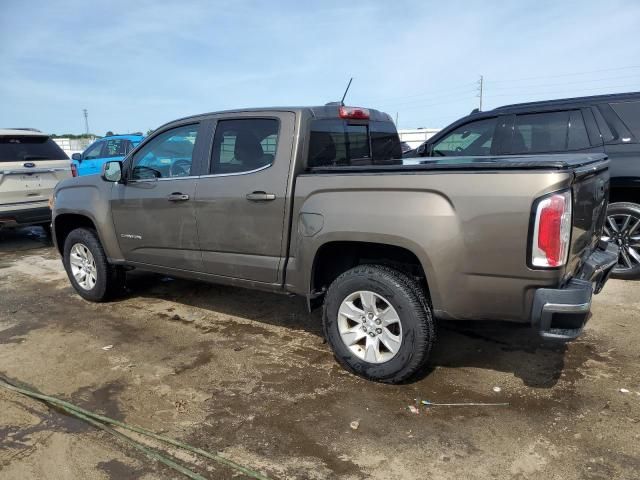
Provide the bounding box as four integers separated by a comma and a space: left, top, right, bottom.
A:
409, 91, 640, 278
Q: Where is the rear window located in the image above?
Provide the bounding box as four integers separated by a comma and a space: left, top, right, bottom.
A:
307, 120, 401, 167
610, 101, 640, 140
0, 135, 68, 162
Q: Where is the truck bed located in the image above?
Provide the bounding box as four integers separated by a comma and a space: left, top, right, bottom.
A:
309, 153, 608, 173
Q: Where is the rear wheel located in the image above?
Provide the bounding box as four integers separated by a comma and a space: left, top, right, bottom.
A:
62, 227, 125, 301
323, 264, 435, 383
602, 202, 640, 279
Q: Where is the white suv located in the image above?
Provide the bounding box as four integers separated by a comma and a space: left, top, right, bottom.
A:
0, 129, 72, 231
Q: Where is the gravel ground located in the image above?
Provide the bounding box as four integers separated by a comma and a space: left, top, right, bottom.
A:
0, 226, 639, 480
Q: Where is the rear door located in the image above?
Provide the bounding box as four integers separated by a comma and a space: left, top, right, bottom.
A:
110, 123, 205, 271
194, 112, 296, 284
0, 134, 70, 209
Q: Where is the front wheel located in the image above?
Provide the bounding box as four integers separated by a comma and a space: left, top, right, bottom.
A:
62, 227, 125, 301
323, 265, 435, 384
602, 202, 640, 279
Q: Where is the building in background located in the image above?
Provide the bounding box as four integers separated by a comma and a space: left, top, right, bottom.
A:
53, 137, 95, 158
397, 128, 440, 149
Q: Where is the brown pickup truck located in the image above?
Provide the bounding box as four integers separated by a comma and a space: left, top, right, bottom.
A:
50, 105, 619, 383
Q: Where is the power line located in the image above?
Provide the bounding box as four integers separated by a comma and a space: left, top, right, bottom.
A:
487, 64, 640, 84
365, 81, 478, 104
485, 73, 640, 91
484, 81, 640, 99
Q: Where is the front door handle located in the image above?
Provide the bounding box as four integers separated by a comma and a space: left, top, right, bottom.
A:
167, 192, 190, 202
246, 191, 276, 201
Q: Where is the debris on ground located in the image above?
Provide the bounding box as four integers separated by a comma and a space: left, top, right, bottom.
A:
174, 399, 188, 413
101, 345, 113, 351
620, 388, 630, 393
492, 386, 502, 393
408, 405, 420, 415
350, 420, 360, 430
421, 400, 509, 407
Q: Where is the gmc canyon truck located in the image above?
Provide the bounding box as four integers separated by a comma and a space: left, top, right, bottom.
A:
51, 105, 618, 383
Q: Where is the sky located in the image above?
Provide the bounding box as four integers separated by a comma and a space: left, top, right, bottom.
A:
2, 0, 640, 135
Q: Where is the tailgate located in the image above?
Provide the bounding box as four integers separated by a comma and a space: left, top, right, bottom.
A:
0, 160, 71, 207
565, 159, 610, 277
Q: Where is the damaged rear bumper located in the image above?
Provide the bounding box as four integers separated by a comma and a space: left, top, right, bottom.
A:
531, 241, 619, 341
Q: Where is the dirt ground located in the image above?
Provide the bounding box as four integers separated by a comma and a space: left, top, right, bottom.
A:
0, 227, 639, 480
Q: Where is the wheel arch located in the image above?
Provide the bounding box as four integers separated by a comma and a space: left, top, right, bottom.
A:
309, 240, 435, 309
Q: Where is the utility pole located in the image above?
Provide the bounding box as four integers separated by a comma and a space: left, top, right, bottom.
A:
395, 112, 399, 127
83, 109, 90, 135
477, 75, 484, 111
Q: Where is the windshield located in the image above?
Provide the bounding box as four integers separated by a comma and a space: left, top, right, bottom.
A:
0, 135, 68, 162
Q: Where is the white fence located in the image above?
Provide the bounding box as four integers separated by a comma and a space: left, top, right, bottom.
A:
53, 137, 94, 157
398, 128, 440, 149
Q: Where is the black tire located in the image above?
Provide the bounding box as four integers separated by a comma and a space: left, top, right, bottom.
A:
605, 202, 640, 280
62, 227, 125, 302
323, 264, 435, 384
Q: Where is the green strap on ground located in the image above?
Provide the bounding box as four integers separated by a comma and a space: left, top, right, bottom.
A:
0, 377, 269, 480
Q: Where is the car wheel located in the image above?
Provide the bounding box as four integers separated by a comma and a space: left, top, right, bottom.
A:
62, 227, 125, 301
323, 264, 435, 383
602, 202, 640, 279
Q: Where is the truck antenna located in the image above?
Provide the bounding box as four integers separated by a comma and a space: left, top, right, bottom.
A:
340, 77, 353, 106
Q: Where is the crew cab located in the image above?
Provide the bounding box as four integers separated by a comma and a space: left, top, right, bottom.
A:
408, 91, 640, 278
51, 105, 618, 383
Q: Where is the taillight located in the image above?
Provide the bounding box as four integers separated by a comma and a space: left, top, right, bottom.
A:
338, 106, 370, 120
531, 191, 572, 268
71, 162, 78, 177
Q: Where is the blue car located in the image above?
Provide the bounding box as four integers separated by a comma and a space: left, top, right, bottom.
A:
71, 134, 144, 176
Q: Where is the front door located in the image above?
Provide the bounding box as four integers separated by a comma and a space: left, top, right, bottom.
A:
194, 113, 295, 284
111, 123, 204, 271
77, 140, 104, 176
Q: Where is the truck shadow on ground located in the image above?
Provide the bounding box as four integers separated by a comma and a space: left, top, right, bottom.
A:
124, 272, 567, 389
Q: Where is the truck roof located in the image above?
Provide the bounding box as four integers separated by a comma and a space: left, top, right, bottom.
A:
163, 105, 394, 128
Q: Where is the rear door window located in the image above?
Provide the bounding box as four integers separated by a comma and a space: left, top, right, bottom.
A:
431, 117, 497, 156
103, 139, 128, 158
567, 111, 591, 150
0, 135, 68, 162
210, 118, 279, 174
610, 101, 640, 140
512, 112, 568, 153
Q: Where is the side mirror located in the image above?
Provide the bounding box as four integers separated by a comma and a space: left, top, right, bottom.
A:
417, 143, 428, 157
71, 153, 82, 161
102, 161, 123, 182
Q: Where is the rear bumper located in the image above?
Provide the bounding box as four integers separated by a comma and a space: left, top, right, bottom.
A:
0, 206, 51, 228
531, 241, 619, 340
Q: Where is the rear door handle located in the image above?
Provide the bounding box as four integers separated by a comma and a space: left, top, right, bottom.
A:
246, 191, 276, 201
167, 192, 190, 202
